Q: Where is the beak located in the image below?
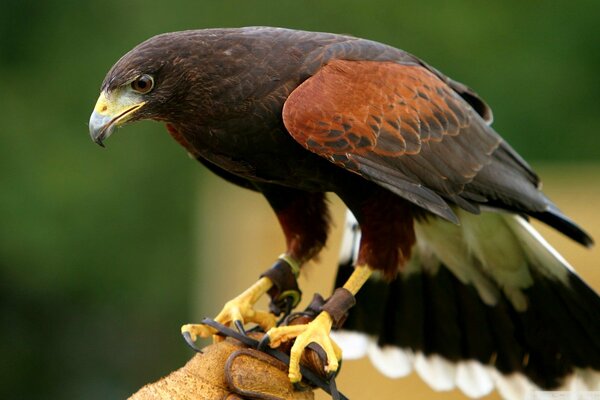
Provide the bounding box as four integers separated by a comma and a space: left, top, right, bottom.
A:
89, 91, 145, 147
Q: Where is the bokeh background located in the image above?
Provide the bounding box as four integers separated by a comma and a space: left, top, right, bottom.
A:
1, 1, 598, 399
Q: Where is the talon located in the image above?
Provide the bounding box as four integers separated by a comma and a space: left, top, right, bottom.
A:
181, 327, 203, 353
266, 311, 341, 383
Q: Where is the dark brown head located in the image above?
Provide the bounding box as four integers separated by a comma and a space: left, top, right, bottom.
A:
90, 27, 334, 146
89, 30, 214, 146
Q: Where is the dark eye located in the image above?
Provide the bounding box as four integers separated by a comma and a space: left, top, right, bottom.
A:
131, 74, 154, 94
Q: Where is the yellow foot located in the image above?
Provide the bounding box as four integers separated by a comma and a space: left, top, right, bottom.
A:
181, 277, 277, 344
266, 311, 342, 382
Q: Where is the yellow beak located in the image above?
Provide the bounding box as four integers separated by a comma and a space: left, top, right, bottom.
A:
89, 91, 145, 146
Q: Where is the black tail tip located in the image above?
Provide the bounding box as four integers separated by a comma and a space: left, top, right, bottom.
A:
534, 206, 594, 248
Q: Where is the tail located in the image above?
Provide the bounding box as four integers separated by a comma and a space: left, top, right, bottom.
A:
332, 210, 600, 399
531, 203, 594, 248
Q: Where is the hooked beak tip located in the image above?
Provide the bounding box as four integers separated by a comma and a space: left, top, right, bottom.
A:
89, 109, 113, 147
94, 137, 106, 148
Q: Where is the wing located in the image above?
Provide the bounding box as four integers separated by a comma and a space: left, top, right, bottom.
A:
333, 211, 600, 398
282, 60, 507, 222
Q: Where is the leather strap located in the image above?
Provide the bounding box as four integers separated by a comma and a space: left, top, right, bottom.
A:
261, 257, 302, 315
285, 290, 355, 330
320, 288, 356, 329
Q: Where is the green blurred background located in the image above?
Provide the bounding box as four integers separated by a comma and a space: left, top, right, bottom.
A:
1, 1, 598, 399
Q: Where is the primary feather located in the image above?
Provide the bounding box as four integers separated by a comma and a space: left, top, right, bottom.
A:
334, 210, 600, 398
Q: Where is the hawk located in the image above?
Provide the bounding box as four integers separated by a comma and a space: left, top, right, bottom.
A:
89, 27, 599, 398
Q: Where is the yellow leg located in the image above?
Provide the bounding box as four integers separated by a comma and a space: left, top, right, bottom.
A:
181, 277, 277, 342
267, 265, 373, 382
342, 265, 372, 295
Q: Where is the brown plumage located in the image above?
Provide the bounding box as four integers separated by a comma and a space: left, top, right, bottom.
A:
90, 27, 599, 398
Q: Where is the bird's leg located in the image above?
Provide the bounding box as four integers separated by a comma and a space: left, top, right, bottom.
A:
183, 189, 328, 347
265, 265, 373, 382
181, 255, 301, 344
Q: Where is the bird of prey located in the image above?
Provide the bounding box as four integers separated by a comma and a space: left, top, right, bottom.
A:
89, 27, 599, 399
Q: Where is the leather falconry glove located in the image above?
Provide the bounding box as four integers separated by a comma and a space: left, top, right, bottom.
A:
129, 336, 314, 400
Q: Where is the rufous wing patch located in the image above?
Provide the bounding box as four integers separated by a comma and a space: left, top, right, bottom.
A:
282, 60, 470, 162
282, 60, 501, 220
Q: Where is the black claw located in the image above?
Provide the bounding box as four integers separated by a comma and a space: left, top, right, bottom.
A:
234, 320, 246, 335
257, 334, 271, 351
181, 331, 203, 353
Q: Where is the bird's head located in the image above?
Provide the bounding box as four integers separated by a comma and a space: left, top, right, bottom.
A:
89, 32, 204, 146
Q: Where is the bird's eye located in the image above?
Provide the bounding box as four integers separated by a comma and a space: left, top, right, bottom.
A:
131, 74, 154, 94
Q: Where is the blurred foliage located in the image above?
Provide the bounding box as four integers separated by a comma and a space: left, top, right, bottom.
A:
0, 0, 598, 399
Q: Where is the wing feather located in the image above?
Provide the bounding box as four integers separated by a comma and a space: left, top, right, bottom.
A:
283, 59, 592, 244
282, 60, 501, 220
